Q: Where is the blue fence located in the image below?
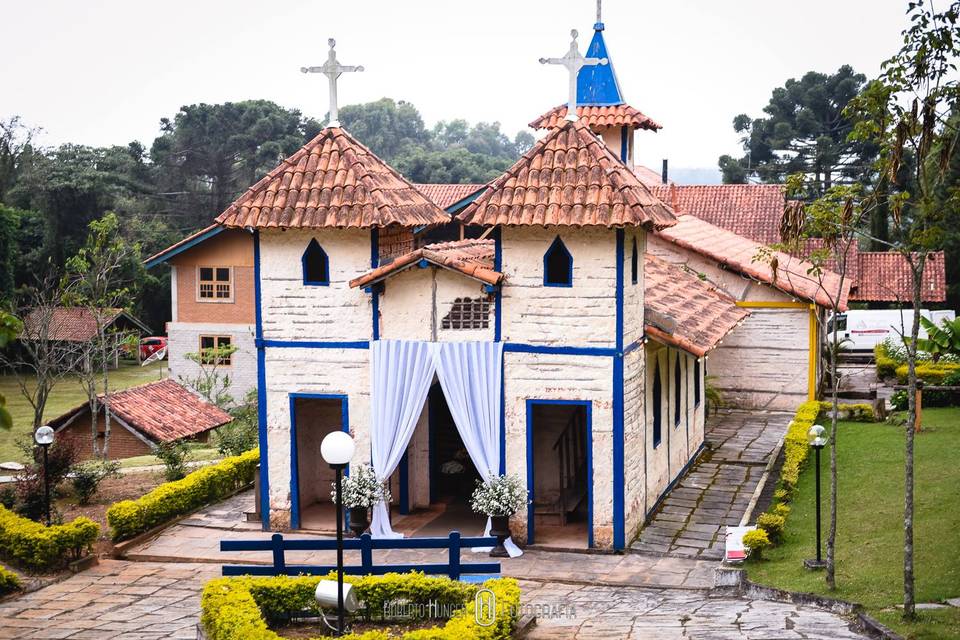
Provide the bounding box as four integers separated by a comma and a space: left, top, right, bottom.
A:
221, 532, 501, 581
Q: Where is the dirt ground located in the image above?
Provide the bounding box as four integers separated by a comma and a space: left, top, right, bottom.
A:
275, 617, 446, 638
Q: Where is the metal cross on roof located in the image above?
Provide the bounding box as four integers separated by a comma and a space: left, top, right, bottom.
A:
539, 30, 608, 122
301, 39, 364, 129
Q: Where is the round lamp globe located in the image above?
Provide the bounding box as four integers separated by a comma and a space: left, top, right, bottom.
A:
34, 425, 55, 446
320, 430, 355, 466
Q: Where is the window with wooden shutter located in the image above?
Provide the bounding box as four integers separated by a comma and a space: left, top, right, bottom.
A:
198, 266, 233, 302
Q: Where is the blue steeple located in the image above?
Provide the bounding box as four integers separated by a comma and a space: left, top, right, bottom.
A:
576, 22, 625, 106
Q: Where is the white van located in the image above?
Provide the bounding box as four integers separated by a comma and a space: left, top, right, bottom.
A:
827, 309, 956, 351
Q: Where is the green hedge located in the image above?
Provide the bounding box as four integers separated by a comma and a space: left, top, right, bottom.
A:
778, 401, 821, 500
875, 342, 899, 379
895, 362, 960, 385
0, 565, 20, 594
816, 401, 876, 422
107, 448, 258, 542
0, 506, 98, 571
201, 573, 521, 640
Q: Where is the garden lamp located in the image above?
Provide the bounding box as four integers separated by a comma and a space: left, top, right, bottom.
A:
34, 425, 55, 527
805, 424, 827, 570
320, 430, 355, 636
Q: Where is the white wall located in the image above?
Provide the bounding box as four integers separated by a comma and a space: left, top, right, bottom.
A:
166, 321, 257, 404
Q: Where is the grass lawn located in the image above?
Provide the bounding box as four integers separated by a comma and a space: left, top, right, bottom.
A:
747, 407, 960, 640
0, 360, 169, 463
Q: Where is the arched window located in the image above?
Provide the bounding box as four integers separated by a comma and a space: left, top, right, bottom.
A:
302, 238, 329, 286
694, 358, 702, 408
630, 237, 639, 285
652, 360, 662, 448
543, 236, 573, 287
674, 353, 682, 427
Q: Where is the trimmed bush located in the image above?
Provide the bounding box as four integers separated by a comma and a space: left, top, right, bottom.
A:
875, 342, 899, 379
895, 362, 960, 385
201, 573, 521, 640
770, 503, 791, 519
107, 449, 258, 542
0, 506, 98, 571
816, 401, 876, 422
743, 529, 771, 560
0, 565, 20, 595
778, 401, 820, 501
756, 513, 786, 543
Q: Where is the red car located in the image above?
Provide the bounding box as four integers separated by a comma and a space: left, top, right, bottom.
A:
139, 336, 168, 360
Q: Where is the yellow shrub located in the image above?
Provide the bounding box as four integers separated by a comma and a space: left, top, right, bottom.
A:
742, 529, 771, 559
895, 362, 960, 385
0, 565, 20, 594
0, 506, 98, 571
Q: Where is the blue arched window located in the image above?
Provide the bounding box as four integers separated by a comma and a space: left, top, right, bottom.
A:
630, 237, 639, 285
674, 353, 682, 427
694, 358, 702, 407
302, 238, 330, 286
543, 236, 573, 287
652, 360, 662, 448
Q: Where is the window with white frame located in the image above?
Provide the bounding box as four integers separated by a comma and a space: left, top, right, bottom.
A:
199, 335, 233, 365
197, 266, 233, 302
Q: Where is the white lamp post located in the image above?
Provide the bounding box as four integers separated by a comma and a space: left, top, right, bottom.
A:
805, 424, 827, 569
319, 430, 354, 636
34, 425, 55, 526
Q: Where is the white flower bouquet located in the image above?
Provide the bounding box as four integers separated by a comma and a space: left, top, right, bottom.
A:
331, 463, 390, 509
470, 473, 529, 517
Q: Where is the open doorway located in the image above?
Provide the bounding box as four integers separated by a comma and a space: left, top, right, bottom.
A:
290, 394, 347, 531
527, 400, 592, 548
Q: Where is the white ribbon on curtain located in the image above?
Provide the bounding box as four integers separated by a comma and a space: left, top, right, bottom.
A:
435, 341, 522, 557
369, 340, 438, 538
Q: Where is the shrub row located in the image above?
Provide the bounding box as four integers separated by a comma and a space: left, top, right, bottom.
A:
895, 362, 960, 385
0, 506, 98, 571
201, 573, 521, 640
875, 342, 899, 379
0, 565, 20, 595
107, 448, 258, 542
816, 401, 875, 422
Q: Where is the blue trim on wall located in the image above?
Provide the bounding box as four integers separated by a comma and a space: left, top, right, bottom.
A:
301, 238, 330, 286
398, 451, 409, 515
253, 231, 270, 531
493, 228, 502, 343
499, 354, 506, 475
503, 343, 616, 357
288, 393, 350, 531
620, 126, 628, 164
543, 236, 573, 287
370, 229, 380, 341
145, 225, 224, 269
612, 229, 625, 550
525, 399, 593, 548
623, 338, 644, 356
259, 340, 370, 350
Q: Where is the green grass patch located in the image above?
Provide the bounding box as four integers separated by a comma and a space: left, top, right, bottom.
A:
116, 445, 222, 469
0, 361, 168, 463
748, 407, 960, 640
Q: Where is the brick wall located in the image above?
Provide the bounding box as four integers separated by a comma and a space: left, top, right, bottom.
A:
170, 229, 255, 325
60, 412, 154, 461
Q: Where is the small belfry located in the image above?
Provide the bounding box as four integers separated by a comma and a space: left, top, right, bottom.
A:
301, 38, 364, 128
539, 29, 608, 121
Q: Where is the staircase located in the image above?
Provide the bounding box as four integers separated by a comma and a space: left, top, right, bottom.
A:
534, 409, 588, 525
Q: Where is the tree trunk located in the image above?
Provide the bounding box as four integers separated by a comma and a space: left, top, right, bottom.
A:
903, 264, 923, 621
100, 326, 112, 459
826, 303, 840, 589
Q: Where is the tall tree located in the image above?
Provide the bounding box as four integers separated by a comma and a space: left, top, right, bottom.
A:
0, 117, 38, 203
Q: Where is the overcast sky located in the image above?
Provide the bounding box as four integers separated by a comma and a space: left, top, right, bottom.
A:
1, 1, 911, 172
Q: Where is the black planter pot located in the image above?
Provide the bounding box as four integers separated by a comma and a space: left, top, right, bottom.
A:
348, 506, 369, 537
489, 514, 512, 558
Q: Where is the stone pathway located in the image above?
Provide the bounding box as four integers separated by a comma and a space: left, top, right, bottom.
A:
631, 410, 792, 560
0, 560, 870, 640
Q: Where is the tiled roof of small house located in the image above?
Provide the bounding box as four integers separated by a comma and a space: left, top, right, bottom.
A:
23, 307, 149, 342
648, 184, 785, 244
456, 119, 677, 229
855, 251, 947, 302
350, 239, 501, 289
633, 165, 672, 187
216, 127, 449, 229
645, 255, 750, 357
414, 184, 485, 211
51, 379, 232, 444
656, 214, 851, 310
529, 104, 661, 131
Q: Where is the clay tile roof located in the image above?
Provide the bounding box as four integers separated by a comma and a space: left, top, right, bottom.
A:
216, 127, 449, 229
23, 307, 148, 342
854, 251, 947, 302
350, 239, 500, 289
656, 214, 851, 310
645, 255, 751, 357
529, 104, 662, 131
105, 379, 231, 442
633, 165, 672, 188
414, 184, 485, 210
648, 184, 785, 244
456, 119, 677, 229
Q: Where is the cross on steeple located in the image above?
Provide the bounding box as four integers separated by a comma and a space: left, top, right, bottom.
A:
539, 30, 608, 122
301, 39, 364, 129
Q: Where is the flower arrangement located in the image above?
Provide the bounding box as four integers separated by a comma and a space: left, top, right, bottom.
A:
330, 463, 390, 509
470, 474, 528, 517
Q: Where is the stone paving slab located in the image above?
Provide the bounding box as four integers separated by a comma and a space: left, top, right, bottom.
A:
631, 410, 792, 560
0, 560, 870, 640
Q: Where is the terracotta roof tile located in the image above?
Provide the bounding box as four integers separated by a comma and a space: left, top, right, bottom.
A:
456, 119, 677, 229
350, 239, 500, 289
645, 255, 750, 357
216, 128, 449, 229
633, 165, 672, 187
656, 214, 851, 309
648, 184, 785, 244
854, 251, 947, 302
530, 104, 661, 131
414, 184, 485, 210
23, 308, 147, 342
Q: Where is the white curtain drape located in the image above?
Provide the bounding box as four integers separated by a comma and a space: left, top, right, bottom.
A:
369, 340, 438, 538
436, 342, 522, 557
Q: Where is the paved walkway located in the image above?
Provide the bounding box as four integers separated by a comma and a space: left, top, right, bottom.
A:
0, 560, 870, 639
631, 410, 792, 560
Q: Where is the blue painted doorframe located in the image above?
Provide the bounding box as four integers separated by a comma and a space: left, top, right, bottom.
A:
289, 393, 350, 530
525, 399, 594, 548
